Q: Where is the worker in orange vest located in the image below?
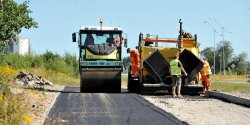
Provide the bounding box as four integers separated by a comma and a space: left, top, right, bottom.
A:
114, 36, 121, 47
127, 48, 140, 75
200, 60, 212, 93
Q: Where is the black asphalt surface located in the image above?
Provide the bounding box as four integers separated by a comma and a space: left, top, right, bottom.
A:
44, 87, 186, 125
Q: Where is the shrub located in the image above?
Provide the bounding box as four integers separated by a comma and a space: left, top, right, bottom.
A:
0, 51, 79, 77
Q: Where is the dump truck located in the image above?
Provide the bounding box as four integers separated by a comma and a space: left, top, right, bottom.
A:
72, 19, 127, 93
128, 20, 204, 94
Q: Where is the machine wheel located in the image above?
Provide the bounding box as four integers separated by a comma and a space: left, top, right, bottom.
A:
128, 79, 140, 93
127, 65, 140, 93
80, 70, 121, 93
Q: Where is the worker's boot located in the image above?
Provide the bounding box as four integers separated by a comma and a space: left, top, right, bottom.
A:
177, 85, 182, 98
172, 85, 177, 98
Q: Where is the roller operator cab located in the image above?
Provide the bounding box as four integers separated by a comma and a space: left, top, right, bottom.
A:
72, 24, 127, 93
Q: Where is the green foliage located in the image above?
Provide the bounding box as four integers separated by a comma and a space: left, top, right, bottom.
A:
216, 41, 234, 67
0, 0, 38, 54
201, 40, 248, 74
0, 51, 79, 77
211, 82, 250, 93
228, 52, 248, 75
0, 83, 24, 125
122, 56, 130, 70
201, 47, 214, 66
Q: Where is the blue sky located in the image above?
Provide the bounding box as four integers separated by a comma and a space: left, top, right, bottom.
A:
17, 0, 250, 59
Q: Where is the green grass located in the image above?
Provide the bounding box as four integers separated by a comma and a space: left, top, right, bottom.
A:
122, 74, 128, 87
61, 73, 128, 87
0, 83, 24, 125
122, 74, 250, 93
211, 82, 250, 93
25, 68, 80, 87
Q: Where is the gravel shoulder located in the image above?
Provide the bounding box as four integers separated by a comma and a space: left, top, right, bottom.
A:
143, 95, 250, 125
21, 85, 64, 125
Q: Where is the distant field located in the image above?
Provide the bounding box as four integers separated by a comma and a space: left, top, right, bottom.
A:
211, 82, 250, 93
51, 74, 250, 93
52, 73, 128, 87
122, 74, 250, 93
122, 74, 128, 87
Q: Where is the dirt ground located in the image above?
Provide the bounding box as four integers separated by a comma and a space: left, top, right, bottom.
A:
21, 85, 64, 125
143, 95, 250, 125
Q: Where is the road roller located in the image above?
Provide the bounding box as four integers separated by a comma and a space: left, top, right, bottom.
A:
72, 19, 127, 93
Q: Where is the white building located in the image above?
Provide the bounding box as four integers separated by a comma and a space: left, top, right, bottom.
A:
7, 37, 31, 55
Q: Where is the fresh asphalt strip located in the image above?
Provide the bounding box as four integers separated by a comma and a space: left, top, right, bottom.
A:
207, 91, 250, 107
43, 86, 187, 125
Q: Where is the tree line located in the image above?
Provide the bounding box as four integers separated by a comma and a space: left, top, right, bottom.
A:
1, 0, 249, 75
123, 41, 249, 75
201, 41, 249, 75
0, 51, 79, 77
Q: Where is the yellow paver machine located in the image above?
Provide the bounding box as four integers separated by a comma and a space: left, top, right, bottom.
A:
128, 19, 204, 94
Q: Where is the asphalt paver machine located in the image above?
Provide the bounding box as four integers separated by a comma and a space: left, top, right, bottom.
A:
128, 20, 204, 94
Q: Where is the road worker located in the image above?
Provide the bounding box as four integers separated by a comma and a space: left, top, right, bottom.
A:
106, 34, 120, 47
183, 32, 193, 38
182, 30, 193, 38
200, 60, 212, 94
170, 53, 187, 98
114, 36, 121, 47
127, 48, 140, 75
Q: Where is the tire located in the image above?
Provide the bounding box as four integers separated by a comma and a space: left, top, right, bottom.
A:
127, 65, 140, 93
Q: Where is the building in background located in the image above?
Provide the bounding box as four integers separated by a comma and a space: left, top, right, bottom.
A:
7, 37, 31, 55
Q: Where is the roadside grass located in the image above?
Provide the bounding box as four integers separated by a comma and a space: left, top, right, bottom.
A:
25, 68, 79, 87
122, 74, 128, 87
211, 82, 250, 93
122, 73, 250, 93
0, 66, 31, 124
0, 85, 25, 125
0, 65, 79, 124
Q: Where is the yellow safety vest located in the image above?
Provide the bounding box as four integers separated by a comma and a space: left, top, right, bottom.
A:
170, 59, 181, 76
204, 61, 212, 75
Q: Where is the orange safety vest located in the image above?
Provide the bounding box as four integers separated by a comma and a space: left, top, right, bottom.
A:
130, 50, 140, 75
200, 69, 207, 82
130, 50, 140, 65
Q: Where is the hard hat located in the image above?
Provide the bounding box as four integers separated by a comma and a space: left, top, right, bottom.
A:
127, 48, 131, 53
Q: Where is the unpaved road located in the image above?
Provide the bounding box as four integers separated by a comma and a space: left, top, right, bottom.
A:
44, 87, 185, 125
144, 95, 250, 125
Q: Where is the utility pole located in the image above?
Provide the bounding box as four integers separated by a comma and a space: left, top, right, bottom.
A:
209, 17, 232, 75
204, 21, 220, 74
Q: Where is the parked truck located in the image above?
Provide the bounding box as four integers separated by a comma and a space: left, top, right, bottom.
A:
128, 20, 204, 94
72, 19, 127, 93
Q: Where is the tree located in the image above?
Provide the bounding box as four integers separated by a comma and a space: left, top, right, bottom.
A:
0, 0, 38, 54
247, 61, 250, 75
213, 41, 233, 74
202, 41, 234, 74
123, 56, 130, 70
229, 52, 248, 75
216, 41, 234, 69
201, 47, 214, 66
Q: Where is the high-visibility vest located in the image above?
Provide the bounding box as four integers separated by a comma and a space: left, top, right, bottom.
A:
170, 59, 181, 76
204, 61, 212, 75
130, 50, 140, 65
